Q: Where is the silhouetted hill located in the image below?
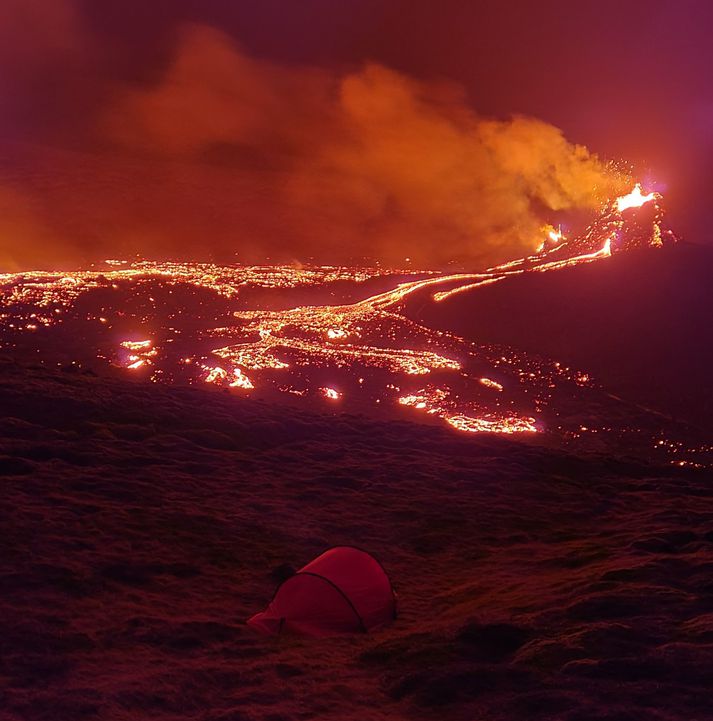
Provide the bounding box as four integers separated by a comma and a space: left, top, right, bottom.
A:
409, 243, 713, 432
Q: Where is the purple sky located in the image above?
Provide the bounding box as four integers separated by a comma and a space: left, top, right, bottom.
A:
2, 0, 711, 267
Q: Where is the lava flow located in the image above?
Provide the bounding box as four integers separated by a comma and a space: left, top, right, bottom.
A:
1, 184, 709, 466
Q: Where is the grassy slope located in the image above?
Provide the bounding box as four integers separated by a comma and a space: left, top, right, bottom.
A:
1, 359, 712, 721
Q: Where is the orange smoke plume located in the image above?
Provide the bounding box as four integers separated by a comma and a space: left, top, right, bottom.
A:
1, 21, 630, 269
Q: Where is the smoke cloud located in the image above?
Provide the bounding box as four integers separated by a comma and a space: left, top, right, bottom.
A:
1, 16, 629, 270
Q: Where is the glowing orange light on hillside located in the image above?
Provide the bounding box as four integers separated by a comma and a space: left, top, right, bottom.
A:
120, 339, 156, 369
205, 366, 228, 384
120, 339, 152, 351
445, 413, 537, 434
229, 368, 254, 390
399, 394, 428, 410
616, 183, 656, 212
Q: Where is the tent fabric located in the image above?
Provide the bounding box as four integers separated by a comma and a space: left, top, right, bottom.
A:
248, 546, 396, 636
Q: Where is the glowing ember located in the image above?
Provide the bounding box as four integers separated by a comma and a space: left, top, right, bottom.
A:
397, 386, 534, 433
322, 387, 341, 400
119, 339, 157, 369
401, 397, 427, 409
121, 340, 152, 351
230, 368, 254, 390
399, 391, 443, 411
445, 414, 537, 434
616, 183, 656, 213
479, 377, 504, 392
204, 366, 228, 384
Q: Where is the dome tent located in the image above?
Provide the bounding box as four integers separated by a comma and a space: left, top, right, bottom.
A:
248, 546, 397, 636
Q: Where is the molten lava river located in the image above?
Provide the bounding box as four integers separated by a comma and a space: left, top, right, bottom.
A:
1, 186, 710, 467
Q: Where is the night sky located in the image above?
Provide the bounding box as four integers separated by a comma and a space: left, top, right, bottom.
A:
1, 0, 711, 268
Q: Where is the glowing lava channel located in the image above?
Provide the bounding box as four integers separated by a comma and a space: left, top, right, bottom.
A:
0, 182, 687, 451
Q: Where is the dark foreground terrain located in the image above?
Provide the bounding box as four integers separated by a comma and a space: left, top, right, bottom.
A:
1, 358, 712, 721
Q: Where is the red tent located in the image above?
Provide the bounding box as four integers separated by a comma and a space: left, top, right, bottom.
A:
248, 546, 397, 636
